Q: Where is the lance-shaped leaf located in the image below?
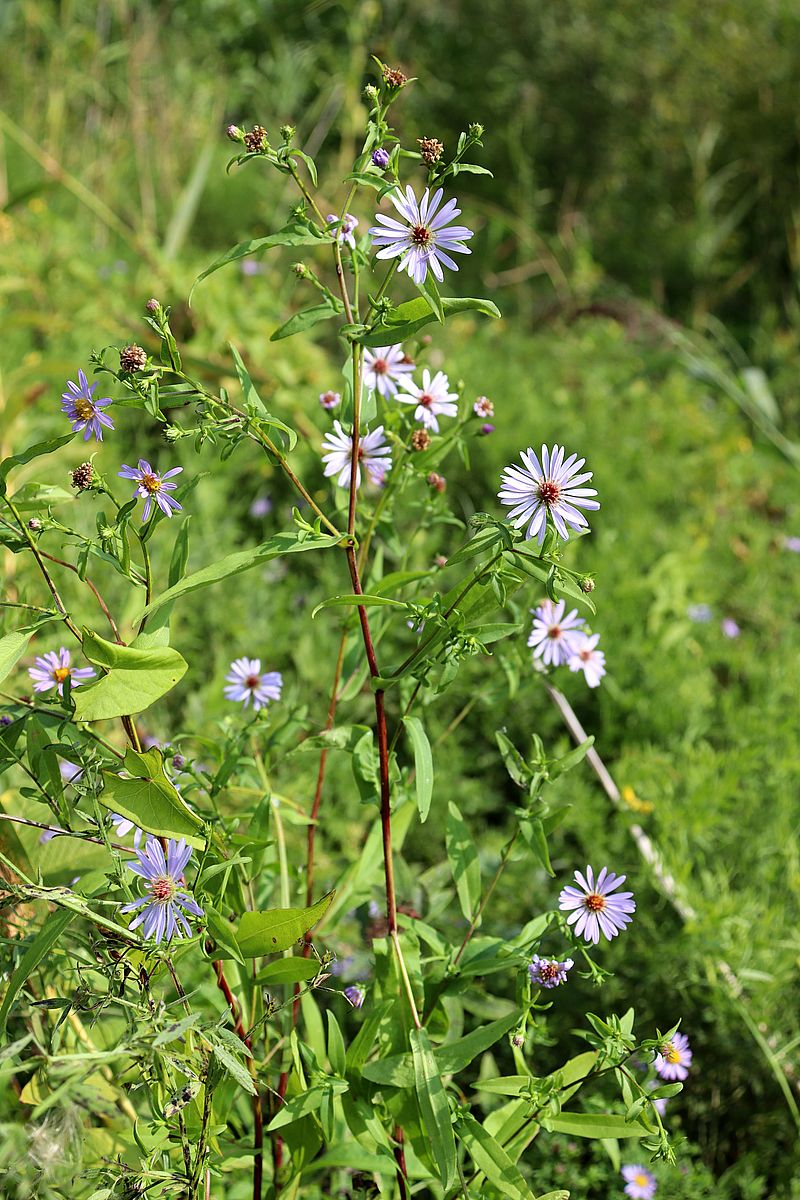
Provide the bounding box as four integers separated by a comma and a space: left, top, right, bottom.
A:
409, 1027, 456, 1191
189, 220, 329, 301
72, 629, 187, 721
0, 433, 76, 494
0, 910, 77, 1034
99, 747, 205, 848
234, 890, 335, 958
0, 617, 58, 687
403, 716, 433, 822
446, 801, 481, 921
361, 296, 500, 347
455, 1112, 538, 1200
230, 343, 297, 448
546, 1112, 649, 1139
271, 300, 342, 341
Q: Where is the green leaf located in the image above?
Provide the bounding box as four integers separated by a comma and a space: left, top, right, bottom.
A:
168, 516, 191, 588
139, 530, 340, 620
446, 801, 481, 921
271, 302, 341, 341
326, 1011, 346, 1076
403, 716, 433, 822
266, 1081, 348, 1131
205, 905, 245, 965
438, 1012, 521, 1075
234, 890, 335, 958
417, 274, 444, 324
254, 958, 321, 986
455, 1112, 537, 1200
0, 619, 56, 686
518, 816, 553, 876
212, 1042, 256, 1096
72, 629, 187, 721
99, 748, 205, 848
361, 296, 501, 347
189, 221, 328, 300
230, 343, 297, 449
8, 483, 74, 511
289, 148, 318, 187
546, 1112, 646, 1139
495, 730, 532, 788
549, 737, 594, 780
450, 163, 494, 177
0, 910, 77, 1034
0, 433, 75, 494
312, 593, 407, 620
409, 1027, 456, 1191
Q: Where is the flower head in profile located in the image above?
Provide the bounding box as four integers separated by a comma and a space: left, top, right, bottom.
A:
110, 813, 143, 849
118, 459, 183, 521
622, 1165, 657, 1199
528, 954, 573, 989
398, 369, 458, 432
654, 1031, 692, 1081
528, 599, 586, 667
121, 836, 203, 943
371, 147, 390, 169
344, 983, 366, 1008
321, 422, 392, 490
558, 865, 636, 944
28, 648, 96, 696
224, 658, 283, 711
363, 345, 414, 397
567, 632, 606, 688
369, 186, 473, 284
328, 212, 359, 249
61, 369, 114, 441
498, 444, 599, 545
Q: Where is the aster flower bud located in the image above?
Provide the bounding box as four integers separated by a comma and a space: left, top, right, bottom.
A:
468, 122, 485, 140
172, 753, 186, 771
382, 65, 408, 89
27, 518, 42, 532
418, 136, 444, 165
70, 462, 94, 491
292, 262, 309, 278
162, 425, 184, 443
364, 84, 380, 103
579, 576, 596, 594
226, 124, 245, 143
371, 147, 390, 169
411, 429, 431, 451
427, 472, 446, 493
280, 124, 295, 145
512, 1034, 524, 1049
343, 983, 366, 1008
0, 715, 12, 727
244, 125, 268, 154
435, 554, 448, 568
119, 344, 147, 373
480, 423, 495, 436
146, 297, 160, 313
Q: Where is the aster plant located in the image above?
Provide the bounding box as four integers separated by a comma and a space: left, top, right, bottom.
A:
0, 59, 689, 1200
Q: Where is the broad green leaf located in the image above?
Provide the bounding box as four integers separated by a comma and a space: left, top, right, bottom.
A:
235, 890, 334, 958
0, 619, 56, 686
409, 1027, 456, 1191
72, 629, 187, 721
437, 1012, 520, 1075
254, 958, 321, 986
0, 433, 75, 494
361, 296, 501, 347
0, 910, 76, 1034
99, 747, 205, 848
8, 483, 74, 510
271, 302, 341, 341
417, 274, 444, 324
548, 737, 594, 779
139, 531, 340, 619
403, 716, 433, 822
190, 221, 328, 300
547, 1112, 646, 1139
446, 801, 481, 921
312, 593, 407, 619
455, 1112, 537, 1200
230, 343, 297, 449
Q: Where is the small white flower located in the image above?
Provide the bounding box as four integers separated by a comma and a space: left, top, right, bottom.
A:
498, 444, 599, 545
397, 369, 458, 432
528, 600, 586, 667
224, 658, 283, 711
369, 186, 474, 285
321, 422, 392, 490
567, 632, 606, 688
363, 345, 414, 397
327, 212, 359, 249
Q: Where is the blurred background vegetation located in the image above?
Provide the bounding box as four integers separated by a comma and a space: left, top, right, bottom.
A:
2, 1, 799, 1196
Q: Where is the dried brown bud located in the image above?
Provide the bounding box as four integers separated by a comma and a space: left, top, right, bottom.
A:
71, 462, 94, 491
244, 124, 268, 154
418, 137, 444, 165
427, 472, 446, 493
382, 65, 408, 89
411, 429, 431, 451
119, 344, 147, 373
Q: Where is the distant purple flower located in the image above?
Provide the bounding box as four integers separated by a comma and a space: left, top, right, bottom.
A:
321, 422, 392, 490
397, 369, 458, 432
480, 423, 495, 436
172, 753, 186, 771
474, 396, 494, 418
111, 812, 143, 849
249, 494, 273, 518
121, 836, 203, 943
721, 617, 740, 639
319, 390, 341, 411
344, 983, 366, 1008
622, 1165, 657, 1199
783, 536, 800, 553
61, 369, 114, 441
330, 954, 355, 978
0, 715, 12, 727
240, 257, 263, 276
687, 603, 712, 623
28, 647, 96, 696
654, 1031, 692, 1081
529, 954, 573, 989
371, 148, 390, 169
59, 760, 83, 786
568, 632, 606, 688
528, 600, 586, 667
558, 865, 636, 945
499, 445, 599, 545
363, 345, 414, 397
118, 459, 183, 521
39, 828, 58, 844
647, 1082, 668, 1118
369, 186, 474, 285
224, 658, 283, 711
328, 212, 359, 249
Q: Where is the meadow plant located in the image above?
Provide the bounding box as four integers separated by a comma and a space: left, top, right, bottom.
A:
0, 61, 689, 1198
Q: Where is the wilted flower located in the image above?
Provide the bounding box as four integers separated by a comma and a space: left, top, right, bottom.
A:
418, 136, 444, 165
29, 648, 96, 696
118, 459, 183, 521
654, 1031, 692, 1081
110, 812, 143, 849
321, 422, 392, 490
172, 753, 186, 771
121, 836, 203, 943
567, 632, 606, 688
398, 369, 458, 432
411, 429, 431, 451
327, 213, 359, 249
499, 444, 599, 545
528, 599, 586, 667
224, 658, 283, 711
369, 186, 473, 285
70, 462, 94, 491
382, 65, 407, 88
344, 983, 366, 1008
61, 369, 114, 441
27, 518, 43, 532
319, 390, 341, 411
119, 344, 147, 373
363, 344, 414, 397
687, 603, 713, 623
622, 1165, 657, 1199
243, 125, 268, 154
558, 865, 636, 944
371, 147, 390, 169
427, 472, 446, 493
474, 396, 494, 418
721, 617, 740, 639
529, 954, 573, 989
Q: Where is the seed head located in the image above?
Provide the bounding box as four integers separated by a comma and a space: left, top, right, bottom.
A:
427, 472, 446, 493
244, 125, 268, 154
418, 137, 444, 165
512, 1033, 524, 1048
411, 429, 431, 451
371, 147, 390, 169
70, 462, 94, 491
382, 65, 408, 89
120, 344, 147, 374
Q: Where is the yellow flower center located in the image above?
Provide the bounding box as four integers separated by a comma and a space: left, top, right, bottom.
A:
74, 397, 95, 419
53, 667, 71, 683
141, 472, 162, 494
585, 892, 605, 912
634, 1174, 649, 1187
663, 1042, 681, 1063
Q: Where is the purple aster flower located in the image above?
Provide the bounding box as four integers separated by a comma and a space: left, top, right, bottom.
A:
0, 715, 12, 727
499, 444, 599, 545
397, 369, 458, 432
369, 186, 474, 284
363, 345, 414, 397
721, 617, 740, 639
528, 954, 573, 989
687, 603, 713, 623
654, 1031, 692, 1081
327, 213, 359, 249
249, 494, 273, 518
371, 147, 390, 169
224, 657, 283, 711
240, 257, 263, 276
121, 836, 203, 944
528, 599, 586, 667
28, 647, 96, 696
474, 396, 494, 418
344, 983, 366, 1008
59, 759, 83, 786
110, 812, 143, 849
622, 1165, 657, 1199
567, 632, 606, 688
61, 369, 114, 441
558, 865, 636, 945
118, 459, 183, 521
319, 390, 341, 411
783, 535, 800, 553
321, 422, 392, 490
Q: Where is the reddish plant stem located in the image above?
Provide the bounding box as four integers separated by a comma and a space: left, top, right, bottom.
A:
38, 549, 123, 642
394, 1125, 409, 1200
213, 960, 263, 1200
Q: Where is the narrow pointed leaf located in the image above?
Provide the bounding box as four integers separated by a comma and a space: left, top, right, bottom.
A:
409, 1027, 456, 1191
